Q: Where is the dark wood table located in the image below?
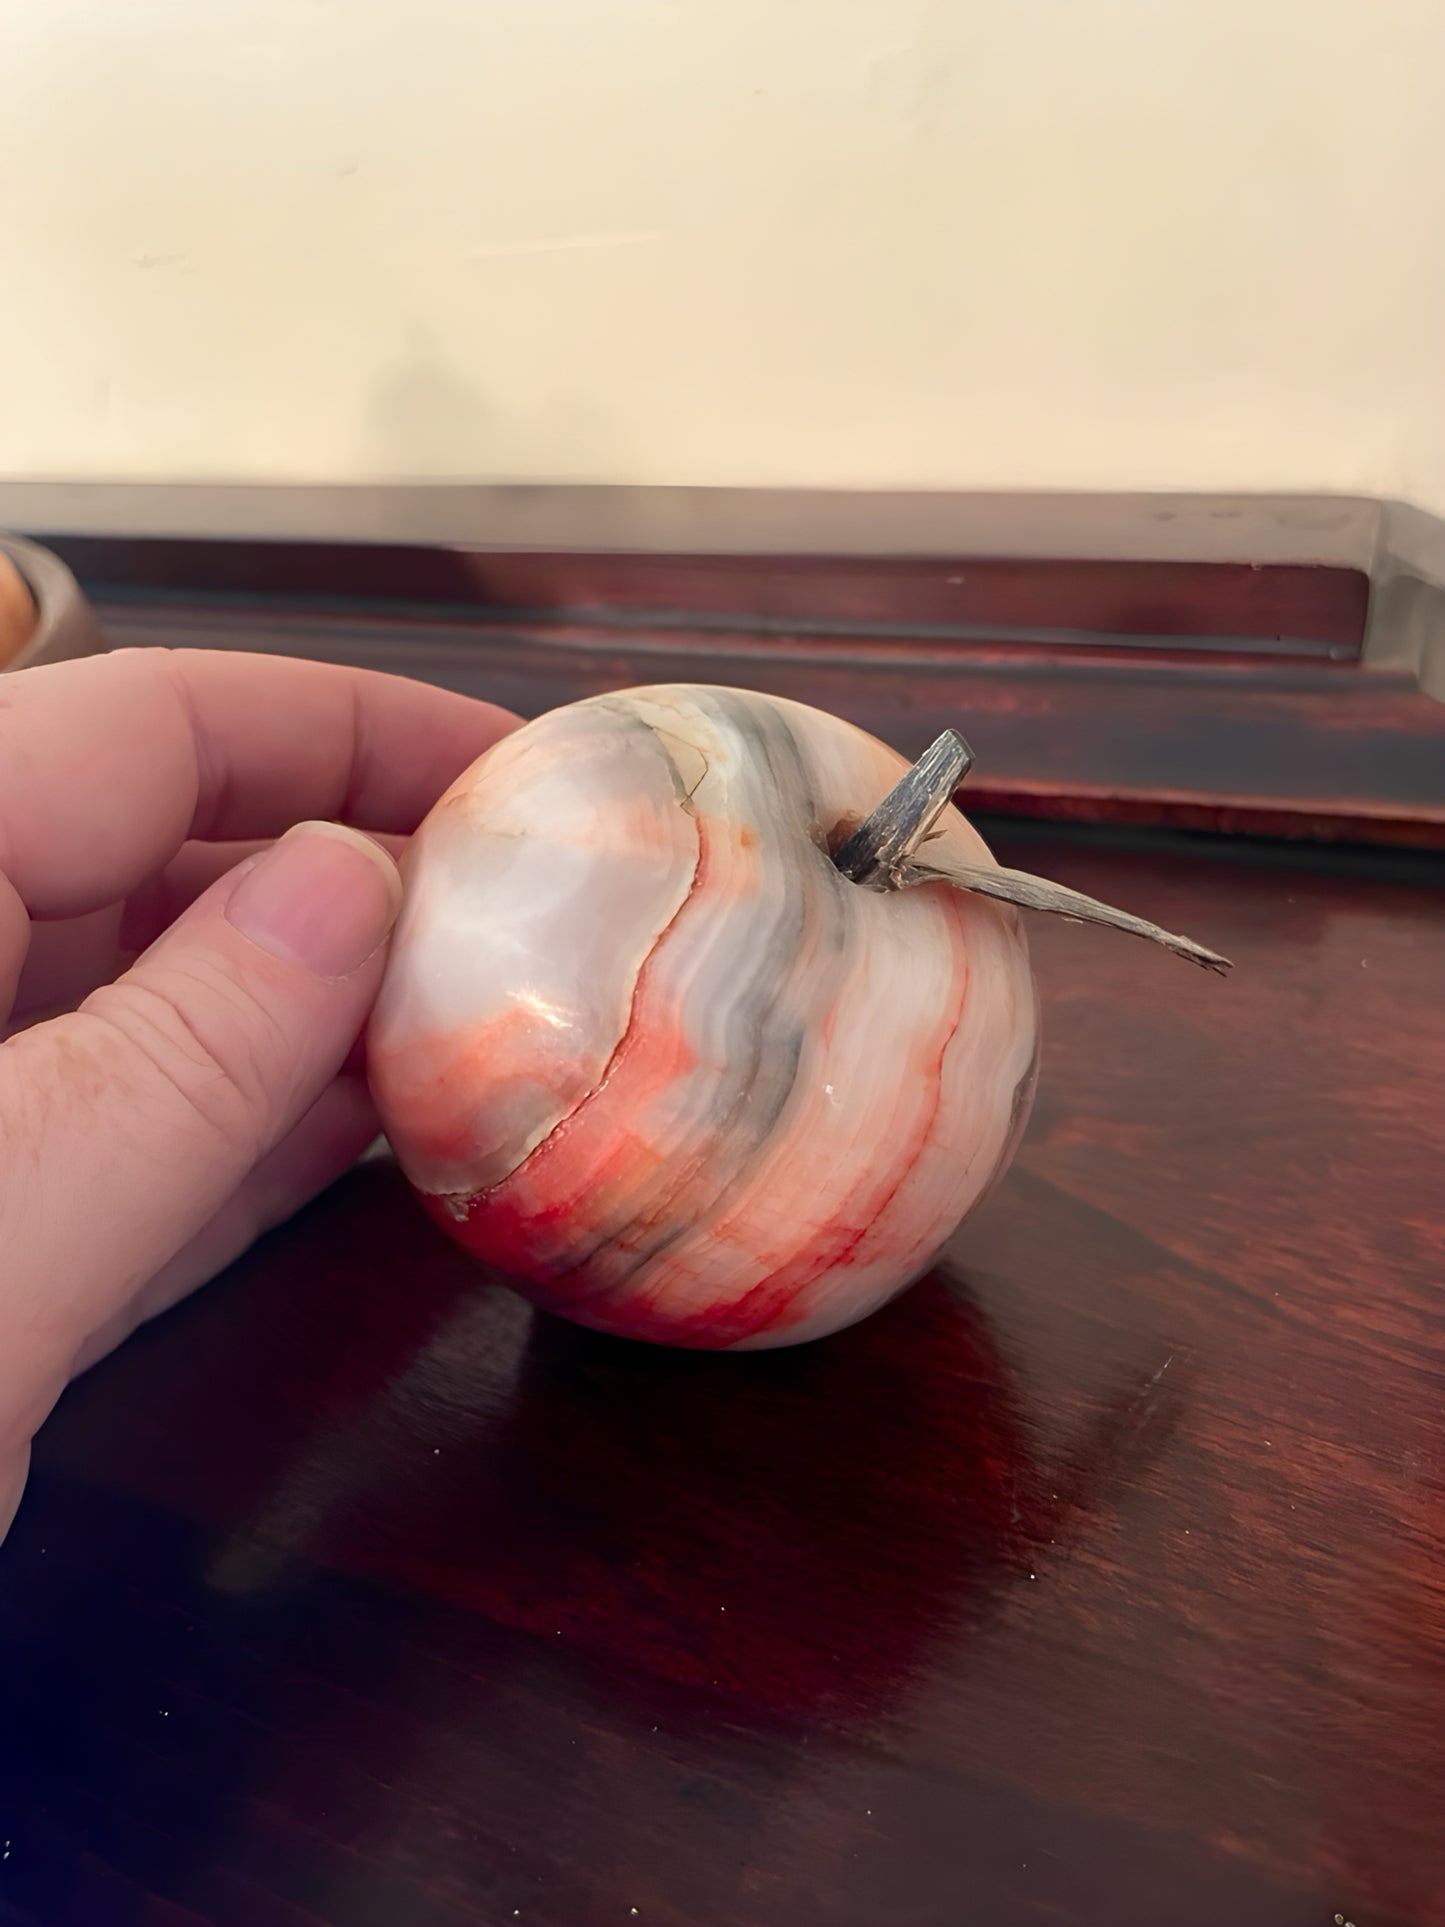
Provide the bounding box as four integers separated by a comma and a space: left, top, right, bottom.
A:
3, 808, 1442, 1927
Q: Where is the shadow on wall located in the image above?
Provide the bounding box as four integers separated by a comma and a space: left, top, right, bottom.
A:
359, 326, 626, 483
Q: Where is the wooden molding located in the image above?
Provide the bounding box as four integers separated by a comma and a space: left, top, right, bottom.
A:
35, 533, 1369, 659
0, 479, 1388, 568
7, 501, 1445, 845
86, 579, 1445, 850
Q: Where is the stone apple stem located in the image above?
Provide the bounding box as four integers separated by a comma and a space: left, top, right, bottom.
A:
832, 729, 1232, 975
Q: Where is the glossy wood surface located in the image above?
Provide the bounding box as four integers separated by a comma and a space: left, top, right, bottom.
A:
3, 822, 1443, 1927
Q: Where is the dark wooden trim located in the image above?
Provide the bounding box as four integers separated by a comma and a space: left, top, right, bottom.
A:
39, 533, 1368, 657
9, 526, 1442, 845
90, 592, 1445, 848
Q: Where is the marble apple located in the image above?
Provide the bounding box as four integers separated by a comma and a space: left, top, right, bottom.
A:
368, 684, 1225, 1349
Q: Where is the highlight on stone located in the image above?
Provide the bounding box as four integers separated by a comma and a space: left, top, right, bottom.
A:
368, 685, 1226, 1350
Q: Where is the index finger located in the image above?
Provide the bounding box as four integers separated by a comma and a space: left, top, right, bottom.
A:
0, 647, 520, 918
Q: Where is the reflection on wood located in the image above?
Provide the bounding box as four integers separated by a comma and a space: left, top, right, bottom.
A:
3, 822, 1442, 1926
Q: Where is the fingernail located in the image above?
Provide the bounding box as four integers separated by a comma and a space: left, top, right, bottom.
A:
225, 822, 403, 978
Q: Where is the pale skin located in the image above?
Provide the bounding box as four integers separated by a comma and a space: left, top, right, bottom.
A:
0, 647, 519, 1543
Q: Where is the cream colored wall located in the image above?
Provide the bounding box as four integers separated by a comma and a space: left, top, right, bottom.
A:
3, 0, 1443, 511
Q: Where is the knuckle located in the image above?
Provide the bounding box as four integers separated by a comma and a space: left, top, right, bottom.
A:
83, 961, 293, 1167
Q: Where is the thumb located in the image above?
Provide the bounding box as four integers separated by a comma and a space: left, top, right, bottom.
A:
0, 821, 402, 1441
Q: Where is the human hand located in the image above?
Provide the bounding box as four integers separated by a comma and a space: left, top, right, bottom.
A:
0, 646, 518, 1541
